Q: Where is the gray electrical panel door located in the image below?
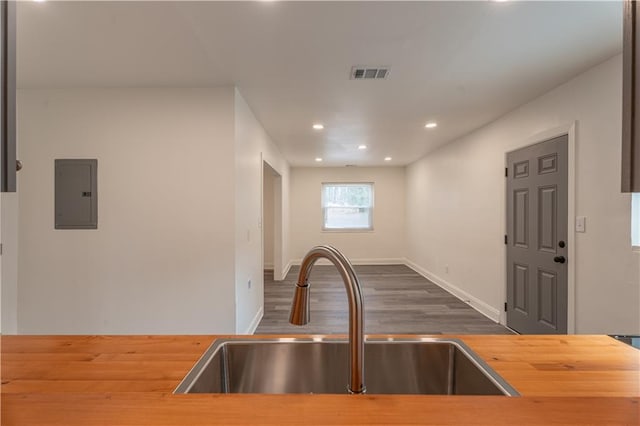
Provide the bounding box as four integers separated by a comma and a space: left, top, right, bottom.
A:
55, 159, 98, 229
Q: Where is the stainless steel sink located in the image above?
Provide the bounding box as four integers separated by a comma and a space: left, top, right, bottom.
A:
174, 338, 519, 396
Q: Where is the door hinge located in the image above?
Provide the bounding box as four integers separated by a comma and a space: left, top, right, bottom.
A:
0, 243, 3, 255
505, 167, 508, 177
504, 302, 508, 312
504, 235, 508, 245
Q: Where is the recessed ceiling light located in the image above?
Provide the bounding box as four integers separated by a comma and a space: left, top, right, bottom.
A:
315, 157, 323, 162
425, 122, 438, 129
384, 157, 392, 161
358, 145, 367, 150
33, 0, 46, 2
312, 124, 324, 130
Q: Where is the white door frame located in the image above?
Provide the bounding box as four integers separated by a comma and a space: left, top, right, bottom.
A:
261, 155, 284, 281
503, 122, 576, 334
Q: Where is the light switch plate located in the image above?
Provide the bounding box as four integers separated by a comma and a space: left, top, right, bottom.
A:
576, 216, 586, 233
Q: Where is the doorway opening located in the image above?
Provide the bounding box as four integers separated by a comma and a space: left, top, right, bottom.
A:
262, 161, 283, 282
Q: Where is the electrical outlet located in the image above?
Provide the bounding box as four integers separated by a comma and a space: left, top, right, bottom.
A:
444, 265, 449, 274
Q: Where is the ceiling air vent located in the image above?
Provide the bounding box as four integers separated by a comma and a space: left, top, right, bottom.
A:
350, 66, 390, 80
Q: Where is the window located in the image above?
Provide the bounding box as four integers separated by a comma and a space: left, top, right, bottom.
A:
632, 193, 640, 247
322, 183, 374, 231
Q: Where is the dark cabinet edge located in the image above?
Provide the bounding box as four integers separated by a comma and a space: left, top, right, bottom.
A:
1, 0, 17, 193
622, 0, 640, 193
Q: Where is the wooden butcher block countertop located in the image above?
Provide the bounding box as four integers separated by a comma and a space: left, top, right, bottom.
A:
1, 334, 639, 425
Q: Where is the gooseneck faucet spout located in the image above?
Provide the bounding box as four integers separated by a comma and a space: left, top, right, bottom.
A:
289, 245, 366, 394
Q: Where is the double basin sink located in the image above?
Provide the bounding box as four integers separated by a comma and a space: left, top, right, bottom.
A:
174, 337, 519, 396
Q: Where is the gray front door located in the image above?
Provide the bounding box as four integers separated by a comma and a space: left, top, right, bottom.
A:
506, 135, 568, 334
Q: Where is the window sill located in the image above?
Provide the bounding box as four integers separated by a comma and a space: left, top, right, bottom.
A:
321, 228, 375, 233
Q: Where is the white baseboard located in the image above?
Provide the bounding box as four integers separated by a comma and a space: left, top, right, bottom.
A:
243, 307, 264, 335
281, 261, 293, 279
263, 262, 274, 271
290, 257, 405, 266
404, 258, 501, 323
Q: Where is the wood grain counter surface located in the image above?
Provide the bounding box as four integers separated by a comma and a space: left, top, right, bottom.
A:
1, 335, 639, 425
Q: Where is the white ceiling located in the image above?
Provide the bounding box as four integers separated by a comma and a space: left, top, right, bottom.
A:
17, 1, 622, 167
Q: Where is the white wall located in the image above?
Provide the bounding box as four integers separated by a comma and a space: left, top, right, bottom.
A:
406, 54, 640, 334
1, 193, 19, 334
290, 167, 405, 263
17, 88, 238, 334
234, 89, 290, 334
263, 164, 275, 269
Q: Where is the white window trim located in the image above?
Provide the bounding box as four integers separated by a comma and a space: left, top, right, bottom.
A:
632, 193, 640, 250
321, 182, 374, 232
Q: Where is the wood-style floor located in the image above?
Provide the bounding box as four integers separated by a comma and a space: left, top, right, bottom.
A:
255, 264, 512, 335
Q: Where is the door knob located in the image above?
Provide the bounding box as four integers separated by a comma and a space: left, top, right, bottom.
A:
553, 256, 566, 264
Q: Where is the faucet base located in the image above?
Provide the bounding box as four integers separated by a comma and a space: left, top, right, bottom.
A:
348, 386, 367, 395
